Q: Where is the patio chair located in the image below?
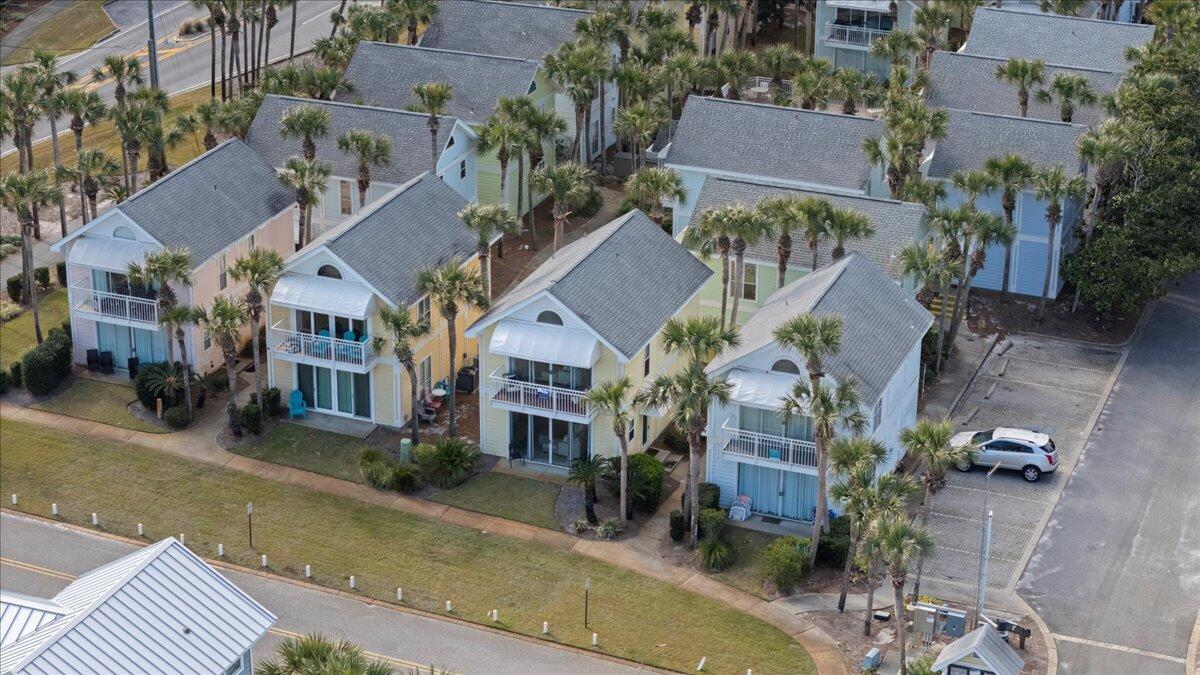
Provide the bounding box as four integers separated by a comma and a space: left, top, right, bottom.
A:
126, 357, 139, 379
86, 349, 100, 373
288, 389, 307, 419
314, 330, 332, 359
508, 442, 526, 467
99, 351, 114, 374
421, 388, 442, 411
416, 402, 436, 424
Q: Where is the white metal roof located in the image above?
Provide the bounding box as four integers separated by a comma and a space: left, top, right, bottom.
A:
0, 538, 275, 675
489, 319, 601, 370
0, 594, 66, 650
725, 369, 799, 409
64, 236, 159, 274
933, 625, 1024, 675
271, 274, 376, 320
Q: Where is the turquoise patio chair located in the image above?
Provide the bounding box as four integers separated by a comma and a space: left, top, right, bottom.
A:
288, 389, 307, 419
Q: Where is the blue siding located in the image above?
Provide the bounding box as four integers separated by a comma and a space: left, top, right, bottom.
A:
972, 241, 1007, 291
1019, 192, 1050, 238
1014, 240, 1051, 297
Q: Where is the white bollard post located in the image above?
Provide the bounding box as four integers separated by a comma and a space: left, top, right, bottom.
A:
218, 543, 224, 556
542, 621, 549, 635
491, 609, 498, 622
305, 565, 311, 578
51, 503, 58, 516
260, 554, 267, 568
179, 533, 185, 545
349, 576, 356, 589
11, 494, 16, 505
396, 588, 403, 602
137, 523, 143, 536
91, 513, 98, 526
696, 657, 707, 671
592, 633, 598, 647
445, 600, 452, 613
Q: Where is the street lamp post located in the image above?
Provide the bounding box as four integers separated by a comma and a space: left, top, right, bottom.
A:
584, 576, 591, 627
972, 463, 1001, 627
247, 502, 254, 549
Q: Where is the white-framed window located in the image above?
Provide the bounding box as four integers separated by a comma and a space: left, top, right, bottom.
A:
628, 417, 635, 441
732, 264, 757, 301
218, 254, 227, 290
641, 414, 648, 445
643, 343, 651, 377
203, 330, 212, 351
417, 295, 432, 325
459, 160, 467, 179
418, 356, 432, 394
340, 180, 353, 215
536, 310, 563, 325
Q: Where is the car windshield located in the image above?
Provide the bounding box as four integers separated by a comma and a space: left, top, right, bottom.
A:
971, 430, 994, 445
1041, 439, 1056, 453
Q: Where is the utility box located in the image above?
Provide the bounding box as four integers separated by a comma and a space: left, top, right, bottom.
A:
911, 602, 968, 638
400, 438, 412, 463
942, 609, 967, 638
863, 647, 881, 670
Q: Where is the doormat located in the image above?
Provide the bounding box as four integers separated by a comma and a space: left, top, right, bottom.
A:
760, 516, 782, 525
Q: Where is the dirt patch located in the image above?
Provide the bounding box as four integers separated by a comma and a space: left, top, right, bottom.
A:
125, 399, 171, 431
967, 289, 1138, 345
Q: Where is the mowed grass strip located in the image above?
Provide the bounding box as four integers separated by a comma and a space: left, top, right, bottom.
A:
1, 0, 116, 66
427, 472, 562, 532
230, 423, 369, 483
30, 377, 166, 434
0, 288, 69, 368
0, 419, 814, 674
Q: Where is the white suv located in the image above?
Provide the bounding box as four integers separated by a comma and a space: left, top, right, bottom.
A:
951, 427, 1059, 482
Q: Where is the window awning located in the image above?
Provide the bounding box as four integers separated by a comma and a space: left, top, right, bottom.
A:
66, 237, 158, 273
489, 319, 601, 369
725, 368, 801, 409
271, 274, 374, 320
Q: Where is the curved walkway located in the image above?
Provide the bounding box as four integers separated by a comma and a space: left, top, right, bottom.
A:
0, 400, 849, 674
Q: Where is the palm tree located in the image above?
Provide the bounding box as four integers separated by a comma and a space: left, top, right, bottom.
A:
256, 632, 391, 675
1072, 126, 1126, 312
913, 4, 950, 70
530, 161, 595, 253
228, 248, 284, 408
722, 205, 771, 327
543, 40, 608, 162
790, 67, 831, 111
128, 86, 171, 183
901, 240, 954, 374
889, 96, 948, 167
497, 97, 540, 221
112, 101, 155, 194
172, 98, 224, 151
335, 130, 391, 213
635, 317, 739, 544
1145, 0, 1198, 43
869, 29, 920, 83
66, 149, 119, 221
280, 105, 331, 162
312, 33, 356, 71
159, 304, 202, 420
27, 50, 77, 237
390, 0, 437, 45
459, 202, 520, 299
716, 50, 755, 100
410, 81, 452, 172
0, 171, 60, 343
1035, 73, 1097, 123
613, 101, 664, 173
569, 456, 607, 525
862, 131, 918, 199
947, 208, 1013, 346
661, 52, 700, 128
875, 517, 936, 675
478, 110, 529, 212
900, 419, 973, 599
755, 196, 801, 288
278, 157, 329, 248
222, 0, 246, 93
58, 89, 107, 190
1031, 165, 1085, 322
826, 207, 875, 261
585, 378, 636, 525
415, 258, 488, 437
372, 305, 431, 445
513, 105, 566, 244
755, 44, 803, 92
900, 177, 947, 211
994, 58, 1045, 117
91, 54, 143, 109
625, 167, 685, 228
3, 70, 39, 178
576, 10, 628, 175
200, 296, 248, 435
984, 154, 1033, 302
127, 247, 194, 364
683, 205, 736, 328
830, 68, 876, 116
792, 196, 833, 272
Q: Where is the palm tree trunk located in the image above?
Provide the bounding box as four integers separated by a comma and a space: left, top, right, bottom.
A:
687, 427, 702, 546
516, 152, 525, 222
729, 253, 745, 328
303, 202, 313, 247
776, 234, 790, 289
947, 258, 977, 350
210, 15, 217, 98
810, 243, 818, 271
403, 359, 421, 444
618, 431, 630, 525
446, 313, 458, 437
570, 104, 584, 161
250, 313, 264, 409
810, 431, 828, 565
176, 327, 194, 419
88, 192, 99, 221
894, 581, 909, 675
718, 253, 730, 329
911, 488, 934, 600
1000, 231, 1014, 302
553, 210, 565, 253
934, 277, 949, 375
837, 526, 860, 612
1037, 217, 1056, 322
479, 248, 492, 299
20, 219, 43, 343
78, 176, 89, 224
288, 2, 297, 61
330, 0, 346, 38
224, 347, 241, 434
48, 116, 68, 237
498, 156, 509, 209
598, 80, 607, 175
863, 560, 878, 636
219, 25, 228, 101
428, 116, 439, 171
129, 149, 140, 194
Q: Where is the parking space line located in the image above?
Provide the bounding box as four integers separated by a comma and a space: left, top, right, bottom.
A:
934, 544, 1019, 565
979, 374, 1104, 398
943, 483, 1048, 504
1001, 354, 1116, 374
929, 510, 1038, 531
1052, 633, 1187, 664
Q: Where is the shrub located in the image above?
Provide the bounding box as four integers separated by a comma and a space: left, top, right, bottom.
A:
20, 328, 72, 395
135, 362, 183, 409
816, 516, 851, 569
626, 452, 664, 514
359, 456, 391, 489
386, 463, 421, 493
0, 234, 19, 260
33, 267, 49, 290
55, 261, 67, 287
413, 437, 480, 488
698, 482, 720, 510
660, 424, 688, 454
921, 328, 953, 371
238, 403, 262, 434
573, 187, 603, 220
134, 363, 166, 408
568, 518, 590, 535
764, 535, 811, 593
0, 371, 9, 395
698, 508, 727, 541
263, 386, 283, 417
6, 275, 22, 303
9, 361, 23, 388
699, 537, 734, 571
669, 509, 686, 542
163, 405, 191, 429
595, 517, 620, 540
0, 298, 20, 321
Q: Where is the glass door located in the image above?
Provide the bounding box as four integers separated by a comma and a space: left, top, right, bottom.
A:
531, 415, 551, 463
551, 419, 571, 465
337, 370, 354, 414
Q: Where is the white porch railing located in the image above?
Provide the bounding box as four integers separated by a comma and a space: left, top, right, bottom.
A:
824, 21, 891, 46
268, 322, 375, 368
487, 367, 592, 419
68, 281, 158, 325
720, 421, 817, 469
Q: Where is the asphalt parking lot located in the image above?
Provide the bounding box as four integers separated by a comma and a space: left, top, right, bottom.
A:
921, 335, 1123, 594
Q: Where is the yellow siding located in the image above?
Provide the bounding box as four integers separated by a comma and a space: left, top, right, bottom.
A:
373, 362, 397, 426
272, 356, 294, 394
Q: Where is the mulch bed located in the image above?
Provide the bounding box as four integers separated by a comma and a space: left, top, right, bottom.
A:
966, 289, 1139, 345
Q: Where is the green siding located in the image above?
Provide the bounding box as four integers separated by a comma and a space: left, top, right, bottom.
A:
471, 70, 559, 215
696, 257, 808, 325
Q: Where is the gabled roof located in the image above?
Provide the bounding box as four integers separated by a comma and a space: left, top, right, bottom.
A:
933, 625, 1025, 675
418, 0, 591, 61
0, 538, 275, 675
928, 108, 1087, 180
927, 50, 1118, 127
246, 94, 452, 185
963, 6, 1153, 73
707, 254, 932, 405
337, 42, 540, 125
0, 593, 66, 649
666, 97, 883, 192
313, 172, 475, 308
110, 139, 293, 265
471, 210, 712, 360
686, 176, 926, 280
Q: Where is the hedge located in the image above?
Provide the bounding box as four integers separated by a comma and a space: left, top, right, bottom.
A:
33, 267, 50, 290
20, 328, 72, 395
6, 275, 22, 303
55, 261, 67, 287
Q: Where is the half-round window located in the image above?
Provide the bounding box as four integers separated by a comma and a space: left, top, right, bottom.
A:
317, 264, 342, 280
536, 310, 563, 326
771, 359, 801, 375
112, 225, 136, 240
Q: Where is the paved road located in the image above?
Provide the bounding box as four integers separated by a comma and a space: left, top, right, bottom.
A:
0, 512, 646, 674
1018, 275, 1200, 674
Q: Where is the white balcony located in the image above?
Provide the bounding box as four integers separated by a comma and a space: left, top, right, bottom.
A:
824, 21, 891, 47
268, 321, 377, 373
486, 367, 593, 423
719, 421, 817, 471
68, 280, 159, 328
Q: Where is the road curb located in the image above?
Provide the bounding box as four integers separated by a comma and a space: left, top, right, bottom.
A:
1187, 608, 1199, 674
1009, 592, 1057, 675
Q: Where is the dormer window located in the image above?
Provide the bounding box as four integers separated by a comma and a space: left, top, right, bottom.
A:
536, 310, 563, 326
771, 359, 801, 375
317, 264, 343, 280
446, 136, 455, 149
112, 225, 136, 240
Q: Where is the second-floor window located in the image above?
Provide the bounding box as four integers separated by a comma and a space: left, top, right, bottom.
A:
417, 296, 431, 325
218, 254, 228, 290
459, 160, 467, 180
507, 357, 591, 391
740, 404, 813, 442
248, 233, 256, 250
643, 344, 651, 377
730, 265, 757, 301
295, 309, 366, 342
340, 181, 353, 215
833, 7, 893, 31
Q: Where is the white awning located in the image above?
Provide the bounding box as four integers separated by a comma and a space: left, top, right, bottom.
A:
66, 237, 158, 273
828, 0, 891, 10
725, 368, 801, 409
271, 274, 374, 319
489, 319, 600, 369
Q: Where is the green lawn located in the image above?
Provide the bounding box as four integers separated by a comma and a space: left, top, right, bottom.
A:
2, 0, 116, 66
30, 378, 167, 434
1, 288, 69, 368
709, 527, 782, 600
428, 473, 562, 531
230, 423, 372, 483
0, 419, 814, 674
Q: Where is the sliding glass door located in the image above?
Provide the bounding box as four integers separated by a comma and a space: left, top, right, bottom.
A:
296, 363, 370, 419
510, 412, 589, 466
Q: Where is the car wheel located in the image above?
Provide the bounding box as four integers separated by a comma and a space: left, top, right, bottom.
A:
1022, 466, 1042, 482
956, 459, 972, 472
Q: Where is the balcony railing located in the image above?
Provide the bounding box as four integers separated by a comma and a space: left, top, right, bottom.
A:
268, 322, 375, 368
824, 21, 891, 47
68, 281, 158, 325
487, 367, 592, 419
720, 421, 817, 469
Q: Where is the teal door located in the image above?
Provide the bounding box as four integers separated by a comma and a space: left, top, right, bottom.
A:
737, 463, 819, 522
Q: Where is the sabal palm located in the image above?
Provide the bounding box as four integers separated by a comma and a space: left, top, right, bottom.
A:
1072, 126, 1126, 310
948, 208, 1013, 346
826, 208, 875, 261
159, 304, 202, 420
831, 68, 876, 115
0, 171, 60, 344
372, 305, 430, 445
869, 29, 920, 81
128, 247, 194, 364
529, 161, 595, 253
849, 471, 919, 626
229, 248, 285, 408
497, 96, 540, 221
256, 633, 391, 675
411, 81, 452, 171
716, 50, 755, 100
790, 67, 831, 111
794, 196, 833, 272
173, 98, 223, 151
576, 10, 626, 175
950, 169, 998, 211
112, 101, 155, 193
754, 195, 801, 289
568, 456, 607, 525
279, 105, 331, 161
59, 149, 118, 222
91, 54, 143, 108
390, 0, 437, 45
200, 296, 248, 435
899, 177, 946, 211
660, 52, 700, 126
585, 377, 636, 525
459, 202, 520, 299
415, 258, 488, 437
901, 419, 973, 600
336, 129, 391, 211
862, 131, 918, 199
1031, 165, 1086, 322
755, 44, 803, 90
721, 205, 771, 327
901, 240, 954, 374
58, 89, 106, 180
477, 110, 529, 211
27, 49, 77, 237
513, 104, 566, 245
625, 167, 685, 228
874, 517, 936, 675
912, 4, 950, 69
983, 154, 1033, 302
544, 40, 608, 161
1035, 73, 1097, 123
994, 58, 1045, 117
277, 157, 330, 248
613, 101, 664, 173
3, 70, 42, 179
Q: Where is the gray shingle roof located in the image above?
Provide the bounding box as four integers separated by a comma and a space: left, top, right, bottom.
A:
686, 176, 927, 280
115, 139, 293, 265
337, 42, 539, 124
707, 253, 932, 405
666, 97, 883, 192
245, 94, 446, 186
928, 108, 1087, 179
933, 626, 1025, 675
474, 210, 713, 360
927, 50, 1119, 127
418, 0, 591, 61
963, 6, 1154, 73
318, 173, 475, 307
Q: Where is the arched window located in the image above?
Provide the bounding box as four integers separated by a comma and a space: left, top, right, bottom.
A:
317, 264, 342, 280
771, 359, 801, 375
536, 310, 563, 326
112, 225, 136, 240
